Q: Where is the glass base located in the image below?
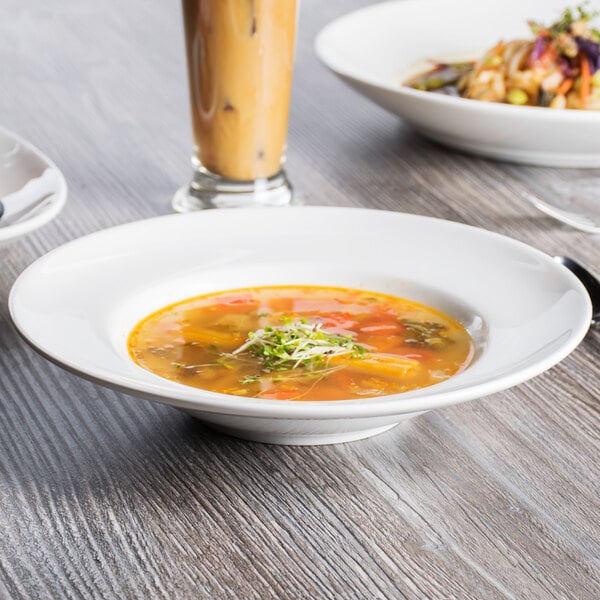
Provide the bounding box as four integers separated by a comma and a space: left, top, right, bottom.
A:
173, 167, 297, 211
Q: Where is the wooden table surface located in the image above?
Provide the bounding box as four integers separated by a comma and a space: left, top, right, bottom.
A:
1, 1, 599, 598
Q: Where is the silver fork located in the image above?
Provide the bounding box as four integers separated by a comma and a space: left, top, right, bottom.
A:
522, 192, 600, 234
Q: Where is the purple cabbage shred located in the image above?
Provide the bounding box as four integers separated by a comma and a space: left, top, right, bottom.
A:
576, 37, 600, 72
558, 56, 579, 78
529, 36, 547, 65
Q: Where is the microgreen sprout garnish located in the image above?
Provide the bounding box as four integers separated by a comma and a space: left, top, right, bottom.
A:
529, 3, 599, 38
230, 320, 365, 372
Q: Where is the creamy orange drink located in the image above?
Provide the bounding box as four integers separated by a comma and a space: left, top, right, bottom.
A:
175, 0, 298, 209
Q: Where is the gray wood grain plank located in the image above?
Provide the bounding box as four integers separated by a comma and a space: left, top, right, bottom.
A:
0, 0, 598, 598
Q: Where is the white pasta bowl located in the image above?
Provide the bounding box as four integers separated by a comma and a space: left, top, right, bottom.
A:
315, 0, 600, 167
9, 207, 591, 445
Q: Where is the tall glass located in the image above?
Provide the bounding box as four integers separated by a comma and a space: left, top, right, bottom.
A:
174, 0, 298, 211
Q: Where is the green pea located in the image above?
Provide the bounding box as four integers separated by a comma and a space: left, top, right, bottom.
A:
507, 89, 529, 105
424, 77, 447, 90
485, 55, 503, 67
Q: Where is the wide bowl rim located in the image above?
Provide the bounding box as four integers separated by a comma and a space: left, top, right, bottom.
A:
8, 206, 592, 420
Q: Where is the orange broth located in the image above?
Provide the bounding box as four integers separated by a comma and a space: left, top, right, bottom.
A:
128, 286, 474, 401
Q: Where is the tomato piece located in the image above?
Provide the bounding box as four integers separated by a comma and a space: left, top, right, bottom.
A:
362, 334, 401, 353
213, 294, 259, 312
317, 312, 358, 330
216, 294, 255, 306
357, 310, 403, 334
268, 297, 295, 312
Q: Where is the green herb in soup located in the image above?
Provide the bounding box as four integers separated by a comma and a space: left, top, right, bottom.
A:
231, 319, 365, 370
128, 286, 474, 401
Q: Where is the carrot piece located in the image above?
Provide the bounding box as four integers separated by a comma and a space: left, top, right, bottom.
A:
580, 54, 591, 106
557, 78, 574, 96
332, 354, 420, 379
539, 46, 557, 69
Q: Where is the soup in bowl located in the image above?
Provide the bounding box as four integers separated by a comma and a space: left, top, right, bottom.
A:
128, 285, 474, 401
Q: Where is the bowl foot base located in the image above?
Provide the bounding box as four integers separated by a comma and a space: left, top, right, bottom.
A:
204, 422, 399, 446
